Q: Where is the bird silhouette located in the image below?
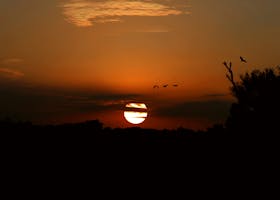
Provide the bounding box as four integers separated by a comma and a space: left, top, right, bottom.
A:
173, 84, 178, 87
240, 56, 247, 63
163, 84, 168, 88
153, 85, 159, 89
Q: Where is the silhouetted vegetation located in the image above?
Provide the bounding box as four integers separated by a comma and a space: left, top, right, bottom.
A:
224, 65, 280, 135
1, 118, 228, 153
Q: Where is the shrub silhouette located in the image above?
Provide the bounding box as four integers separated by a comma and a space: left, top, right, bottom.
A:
224, 65, 280, 134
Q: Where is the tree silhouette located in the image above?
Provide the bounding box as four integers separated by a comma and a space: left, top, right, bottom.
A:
224, 64, 280, 134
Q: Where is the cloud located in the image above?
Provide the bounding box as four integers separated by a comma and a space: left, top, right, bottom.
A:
202, 93, 230, 98
0, 68, 24, 79
0, 78, 231, 128
2, 58, 23, 66
62, 93, 142, 112
134, 28, 170, 33
61, 0, 189, 27
155, 100, 232, 121
0, 78, 143, 123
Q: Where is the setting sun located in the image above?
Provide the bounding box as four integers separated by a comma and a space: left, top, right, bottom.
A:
124, 103, 148, 125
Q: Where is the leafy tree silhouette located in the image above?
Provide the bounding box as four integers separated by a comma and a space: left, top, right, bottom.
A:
223, 63, 280, 135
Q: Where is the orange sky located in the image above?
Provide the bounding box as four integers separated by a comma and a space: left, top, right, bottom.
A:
1, 0, 280, 129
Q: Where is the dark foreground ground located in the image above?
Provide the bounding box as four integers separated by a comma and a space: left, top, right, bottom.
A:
1, 119, 279, 195
1, 119, 277, 154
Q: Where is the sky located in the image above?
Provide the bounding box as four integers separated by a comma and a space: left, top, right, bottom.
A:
0, 0, 280, 129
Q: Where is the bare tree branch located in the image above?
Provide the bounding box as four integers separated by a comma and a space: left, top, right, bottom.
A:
223, 61, 237, 91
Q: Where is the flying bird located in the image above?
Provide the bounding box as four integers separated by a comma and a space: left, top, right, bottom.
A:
163, 84, 168, 88
173, 84, 178, 87
153, 85, 159, 89
240, 56, 247, 63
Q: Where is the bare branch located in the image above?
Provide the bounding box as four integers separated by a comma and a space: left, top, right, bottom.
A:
223, 61, 237, 91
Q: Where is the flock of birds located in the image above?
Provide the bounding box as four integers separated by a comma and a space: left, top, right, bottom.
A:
152, 56, 247, 90
153, 84, 178, 89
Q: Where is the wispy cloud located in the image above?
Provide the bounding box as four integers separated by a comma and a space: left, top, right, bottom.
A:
202, 93, 230, 98
2, 58, 23, 66
62, 93, 142, 110
134, 28, 170, 33
155, 100, 232, 121
0, 80, 143, 124
0, 68, 24, 79
61, 0, 189, 27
